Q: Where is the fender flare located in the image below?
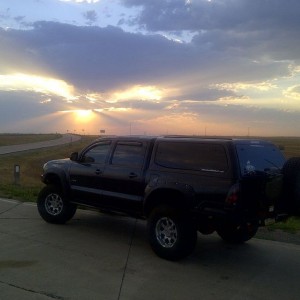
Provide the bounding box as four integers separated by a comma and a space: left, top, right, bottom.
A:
42, 168, 70, 197
143, 181, 196, 217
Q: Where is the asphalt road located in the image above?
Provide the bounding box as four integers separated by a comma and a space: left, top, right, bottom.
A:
0, 198, 300, 300
0, 134, 81, 155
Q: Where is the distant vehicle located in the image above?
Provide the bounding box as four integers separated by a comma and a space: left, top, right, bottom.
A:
37, 136, 300, 260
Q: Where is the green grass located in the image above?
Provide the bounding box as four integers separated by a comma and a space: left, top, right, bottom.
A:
268, 217, 300, 234
0, 184, 42, 202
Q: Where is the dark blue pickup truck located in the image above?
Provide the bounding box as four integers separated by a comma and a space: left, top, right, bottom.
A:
37, 136, 300, 260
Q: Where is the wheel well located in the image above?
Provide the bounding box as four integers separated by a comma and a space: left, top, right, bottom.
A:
144, 189, 187, 217
43, 173, 63, 189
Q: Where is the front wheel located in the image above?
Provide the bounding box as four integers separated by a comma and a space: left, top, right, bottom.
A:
37, 185, 77, 224
216, 221, 258, 244
147, 206, 197, 261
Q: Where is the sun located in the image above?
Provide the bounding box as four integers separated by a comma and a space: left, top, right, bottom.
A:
74, 110, 94, 121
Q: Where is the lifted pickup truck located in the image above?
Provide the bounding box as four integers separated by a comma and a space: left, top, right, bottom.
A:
37, 136, 299, 260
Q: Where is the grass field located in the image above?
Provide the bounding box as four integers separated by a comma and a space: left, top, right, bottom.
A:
0, 134, 299, 232
0, 133, 62, 146
0, 135, 96, 201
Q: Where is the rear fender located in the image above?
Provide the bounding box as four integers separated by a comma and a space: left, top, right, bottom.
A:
143, 181, 195, 217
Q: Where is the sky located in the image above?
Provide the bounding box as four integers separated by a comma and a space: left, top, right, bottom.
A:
0, 0, 300, 136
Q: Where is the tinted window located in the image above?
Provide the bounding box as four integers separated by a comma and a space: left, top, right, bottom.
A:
236, 143, 285, 175
155, 141, 228, 172
83, 142, 110, 164
112, 142, 145, 167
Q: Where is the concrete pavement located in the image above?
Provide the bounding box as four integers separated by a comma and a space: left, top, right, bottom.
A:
1, 198, 300, 300
0, 134, 81, 155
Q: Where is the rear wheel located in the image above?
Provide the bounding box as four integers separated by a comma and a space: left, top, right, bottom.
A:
147, 205, 197, 261
37, 185, 77, 224
216, 220, 258, 244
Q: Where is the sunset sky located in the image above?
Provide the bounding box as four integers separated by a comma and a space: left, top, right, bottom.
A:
0, 0, 300, 136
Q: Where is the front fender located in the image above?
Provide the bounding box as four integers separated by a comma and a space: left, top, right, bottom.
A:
41, 160, 72, 196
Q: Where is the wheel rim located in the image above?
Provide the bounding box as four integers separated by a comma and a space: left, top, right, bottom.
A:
155, 217, 178, 248
45, 193, 64, 216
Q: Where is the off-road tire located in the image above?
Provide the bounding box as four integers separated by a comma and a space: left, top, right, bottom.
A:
282, 157, 300, 215
37, 185, 77, 224
147, 205, 197, 261
216, 221, 259, 244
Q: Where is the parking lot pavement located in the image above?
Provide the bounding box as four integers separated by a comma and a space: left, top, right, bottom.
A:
1, 198, 300, 300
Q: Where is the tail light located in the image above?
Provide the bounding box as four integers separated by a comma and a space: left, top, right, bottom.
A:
226, 183, 240, 206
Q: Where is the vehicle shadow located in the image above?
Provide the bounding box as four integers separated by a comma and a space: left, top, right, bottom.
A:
69, 209, 281, 269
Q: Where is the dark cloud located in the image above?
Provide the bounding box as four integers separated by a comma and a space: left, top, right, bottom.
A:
83, 10, 98, 25
122, 0, 300, 63
0, 1, 299, 129
0, 22, 204, 92
121, 0, 300, 32
1, 17, 295, 102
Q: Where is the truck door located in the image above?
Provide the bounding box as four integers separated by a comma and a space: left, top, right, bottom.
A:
69, 141, 111, 206
100, 140, 148, 214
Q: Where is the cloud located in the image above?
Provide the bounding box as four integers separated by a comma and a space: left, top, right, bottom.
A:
283, 85, 300, 100
122, 0, 300, 32
1, 1, 300, 135
2, 19, 296, 102
121, 0, 300, 63
83, 10, 98, 25
0, 22, 202, 92
59, 0, 100, 3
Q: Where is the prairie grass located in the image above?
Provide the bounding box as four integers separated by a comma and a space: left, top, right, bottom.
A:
0, 135, 96, 201
0, 133, 62, 146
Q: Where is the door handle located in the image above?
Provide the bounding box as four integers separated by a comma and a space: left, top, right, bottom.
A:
129, 172, 137, 178
95, 169, 102, 175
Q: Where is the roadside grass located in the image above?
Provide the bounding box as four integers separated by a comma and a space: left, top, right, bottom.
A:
267, 216, 300, 234
266, 137, 300, 158
0, 134, 300, 233
0, 135, 96, 202
0, 133, 62, 146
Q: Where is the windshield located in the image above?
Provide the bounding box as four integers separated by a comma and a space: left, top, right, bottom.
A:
235, 143, 285, 175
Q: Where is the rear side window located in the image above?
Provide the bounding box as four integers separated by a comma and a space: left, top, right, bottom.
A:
112, 142, 146, 167
155, 141, 228, 172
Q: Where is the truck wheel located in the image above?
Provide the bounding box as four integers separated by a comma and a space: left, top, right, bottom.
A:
216, 221, 258, 244
37, 185, 77, 224
147, 205, 197, 261
282, 157, 300, 215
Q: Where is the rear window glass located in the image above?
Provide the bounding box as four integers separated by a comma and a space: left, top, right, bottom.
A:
235, 143, 285, 175
155, 141, 228, 172
112, 142, 146, 167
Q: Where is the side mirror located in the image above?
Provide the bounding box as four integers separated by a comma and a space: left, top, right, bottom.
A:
70, 152, 79, 161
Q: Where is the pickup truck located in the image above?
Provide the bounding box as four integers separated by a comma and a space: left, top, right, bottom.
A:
37, 136, 300, 260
